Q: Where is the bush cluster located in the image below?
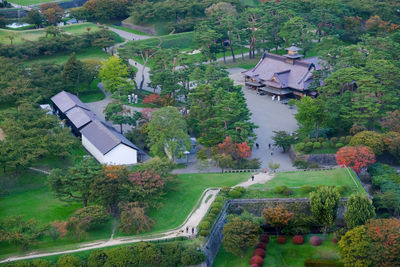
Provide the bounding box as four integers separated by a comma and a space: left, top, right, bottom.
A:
277, 236, 286, 244
228, 186, 245, 198
273, 185, 292, 196
198, 194, 226, 237
5, 241, 205, 267
295, 136, 352, 154
292, 235, 305, 245
309, 236, 322, 246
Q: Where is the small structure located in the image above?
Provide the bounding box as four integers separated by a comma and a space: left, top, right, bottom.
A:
243, 46, 323, 98
81, 120, 143, 165
51, 91, 94, 136
66, 18, 78, 25
51, 91, 143, 165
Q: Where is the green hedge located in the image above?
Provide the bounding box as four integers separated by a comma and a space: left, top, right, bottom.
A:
304, 259, 344, 267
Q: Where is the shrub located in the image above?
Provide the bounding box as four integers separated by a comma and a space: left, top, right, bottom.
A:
321, 142, 329, 149
318, 137, 325, 143
274, 185, 288, 194
300, 185, 315, 193
256, 242, 267, 249
228, 189, 242, 198
210, 207, 220, 215
235, 186, 246, 193
199, 221, 211, 230
199, 229, 209, 237
277, 236, 286, 244
142, 94, 161, 105
335, 142, 344, 148
350, 131, 385, 155
253, 248, 266, 258
332, 238, 338, 244
345, 136, 352, 144
330, 137, 338, 144
181, 248, 206, 266
284, 189, 293, 196
304, 142, 314, 153
87, 250, 107, 267
295, 142, 305, 151
212, 202, 223, 210
309, 236, 322, 246
292, 235, 305, 245
340, 136, 346, 144
260, 234, 270, 243
57, 254, 82, 267
336, 146, 376, 173
311, 138, 317, 142
250, 265, 260, 267
313, 142, 321, 150
337, 185, 349, 195
250, 255, 264, 266
304, 259, 344, 267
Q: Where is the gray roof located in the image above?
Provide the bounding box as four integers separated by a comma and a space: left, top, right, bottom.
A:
243, 53, 317, 91
51, 91, 90, 113
80, 120, 141, 155
301, 56, 325, 71
65, 107, 96, 129
286, 45, 302, 52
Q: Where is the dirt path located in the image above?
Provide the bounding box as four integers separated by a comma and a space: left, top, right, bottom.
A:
0, 173, 271, 263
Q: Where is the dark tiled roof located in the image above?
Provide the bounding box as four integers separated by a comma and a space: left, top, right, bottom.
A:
243, 53, 320, 91
65, 107, 96, 129
80, 120, 141, 155
51, 91, 90, 113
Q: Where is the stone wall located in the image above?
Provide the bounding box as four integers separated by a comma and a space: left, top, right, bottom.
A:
0, 8, 26, 18
201, 198, 348, 267
121, 21, 156, 35
289, 145, 337, 166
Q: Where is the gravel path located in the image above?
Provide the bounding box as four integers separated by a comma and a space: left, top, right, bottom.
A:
107, 27, 152, 41
228, 68, 298, 171
0, 173, 270, 263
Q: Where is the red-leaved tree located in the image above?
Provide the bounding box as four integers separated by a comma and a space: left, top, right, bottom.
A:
218, 136, 252, 161
336, 146, 376, 173
365, 218, 400, 267
142, 94, 161, 105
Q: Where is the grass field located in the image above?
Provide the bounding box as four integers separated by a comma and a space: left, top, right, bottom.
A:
213, 234, 341, 267
8, 0, 55, 5
24, 48, 110, 65
129, 31, 195, 50
0, 23, 101, 45
248, 167, 366, 196
140, 172, 250, 234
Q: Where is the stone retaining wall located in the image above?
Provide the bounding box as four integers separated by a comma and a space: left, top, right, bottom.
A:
0, 8, 26, 18
121, 21, 156, 35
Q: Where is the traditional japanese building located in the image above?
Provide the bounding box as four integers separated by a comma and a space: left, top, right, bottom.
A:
243, 46, 323, 98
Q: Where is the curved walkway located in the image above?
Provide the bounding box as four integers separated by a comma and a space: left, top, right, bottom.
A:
0, 172, 273, 263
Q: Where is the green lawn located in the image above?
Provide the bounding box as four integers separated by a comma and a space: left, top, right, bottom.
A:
108, 25, 149, 36
79, 89, 105, 103
140, 172, 250, 234
128, 31, 195, 50
250, 168, 363, 191
24, 48, 110, 65
0, 23, 100, 45
213, 234, 342, 267
8, 0, 55, 5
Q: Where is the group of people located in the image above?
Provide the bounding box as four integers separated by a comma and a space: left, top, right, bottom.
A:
255, 142, 275, 156
186, 226, 195, 235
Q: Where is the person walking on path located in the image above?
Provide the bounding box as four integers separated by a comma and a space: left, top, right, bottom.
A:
268, 143, 271, 149
264, 168, 267, 173
251, 175, 254, 181
192, 227, 195, 235
186, 226, 188, 233
256, 143, 259, 149
271, 151, 274, 156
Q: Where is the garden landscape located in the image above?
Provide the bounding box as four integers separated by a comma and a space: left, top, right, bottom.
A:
0, 0, 400, 266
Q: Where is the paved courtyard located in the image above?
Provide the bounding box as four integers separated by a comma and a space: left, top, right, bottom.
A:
228, 68, 298, 171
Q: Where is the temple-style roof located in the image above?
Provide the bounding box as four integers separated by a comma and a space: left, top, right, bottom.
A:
285, 45, 302, 52
243, 53, 316, 91
80, 120, 141, 155
51, 91, 90, 113
65, 107, 96, 129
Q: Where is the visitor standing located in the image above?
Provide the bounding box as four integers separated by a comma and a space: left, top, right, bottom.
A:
252, 175, 254, 181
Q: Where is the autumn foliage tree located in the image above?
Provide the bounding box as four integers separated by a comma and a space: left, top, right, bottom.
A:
336, 146, 376, 173
381, 110, 400, 132
262, 205, 294, 235
48, 220, 67, 244
118, 202, 155, 234
339, 218, 400, 267
142, 94, 161, 105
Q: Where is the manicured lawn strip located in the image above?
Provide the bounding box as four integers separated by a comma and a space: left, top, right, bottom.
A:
8, 0, 54, 5
213, 234, 341, 267
250, 168, 359, 188
144, 173, 250, 234
0, 23, 100, 44
79, 89, 105, 103
108, 25, 149, 36
130, 31, 196, 50
24, 48, 110, 65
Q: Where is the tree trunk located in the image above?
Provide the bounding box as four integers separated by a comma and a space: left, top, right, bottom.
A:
323, 226, 327, 240
315, 123, 319, 139
229, 39, 236, 62
223, 46, 226, 64
241, 45, 244, 60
